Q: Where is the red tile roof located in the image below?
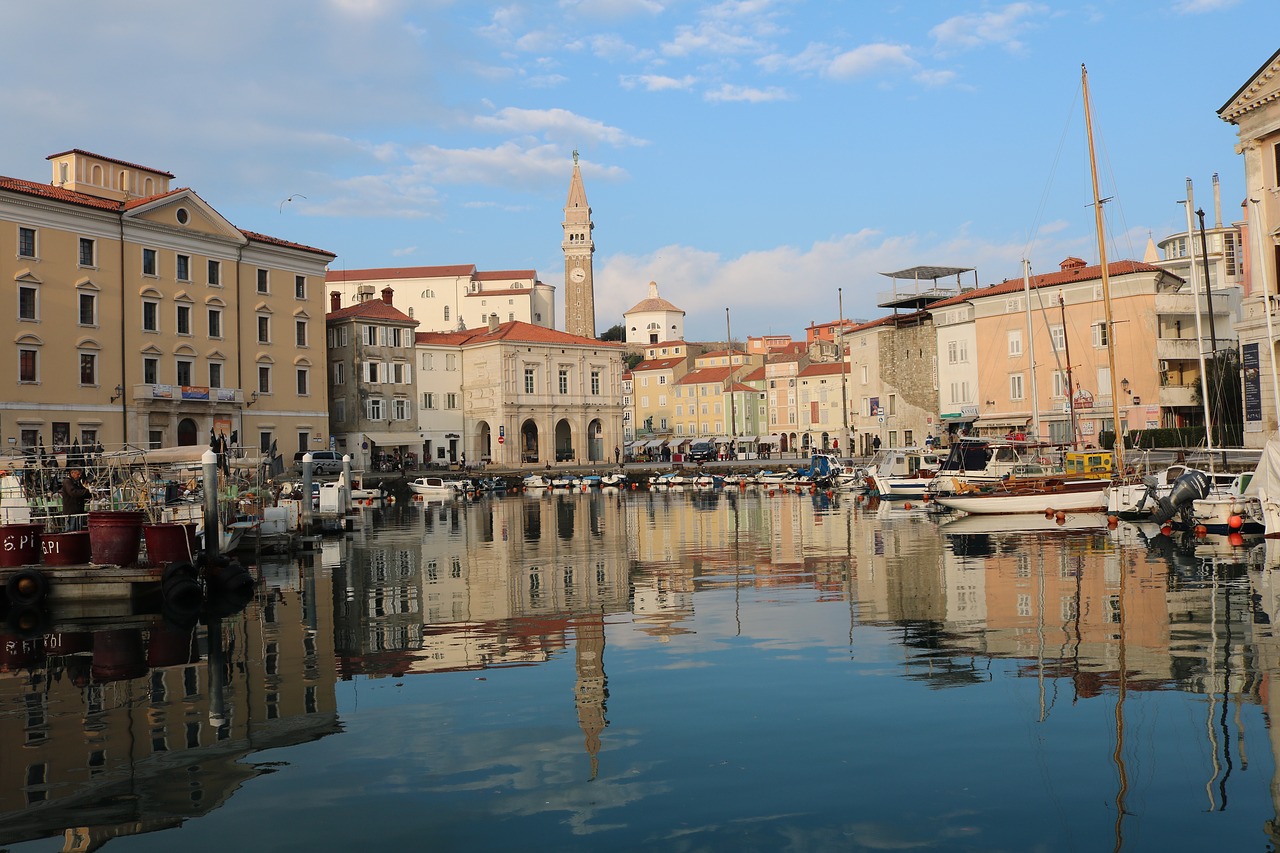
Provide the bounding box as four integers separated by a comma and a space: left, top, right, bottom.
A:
925, 260, 1173, 310
240, 229, 335, 258
739, 366, 766, 382
799, 362, 849, 378
326, 300, 418, 324
415, 320, 619, 348
326, 264, 477, 282
676, 366, 732, 385
46, 149, 175, 177
728, 381, 760, 393
633, 357, 687, 371
474, 269, 537, 280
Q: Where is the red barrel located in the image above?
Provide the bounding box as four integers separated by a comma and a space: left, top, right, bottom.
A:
0, 523, 43, 567
91, 628, 147, 683
142, 523, 198, 566
146, 622, 200, 667
88, 511, 145, 567
41, 531, 91, 566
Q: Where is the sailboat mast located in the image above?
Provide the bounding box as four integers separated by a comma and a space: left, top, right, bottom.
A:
839, 288, 850, 452
1083, 64, 1125, 474
1023, 259, 1042, 443
1182, 185, 1215, 451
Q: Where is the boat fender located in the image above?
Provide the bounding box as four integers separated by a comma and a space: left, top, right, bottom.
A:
6, 568, 49, 607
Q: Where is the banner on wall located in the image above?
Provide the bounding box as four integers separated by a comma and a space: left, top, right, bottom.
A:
1243, 342, 1262, 423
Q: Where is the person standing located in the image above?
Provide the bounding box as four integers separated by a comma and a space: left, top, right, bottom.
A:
872, 435, 882, 452
61, 467, 91, 531
614, 445, 620, 464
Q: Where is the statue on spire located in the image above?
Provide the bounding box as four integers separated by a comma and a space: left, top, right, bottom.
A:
572, 149, 579, 164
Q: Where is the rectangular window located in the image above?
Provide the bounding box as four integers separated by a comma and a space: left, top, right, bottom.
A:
446, 393, 458, 409
18, 226, 36, 258
424, 392, 436, 409
176, 254, 190, 281
18, 349, 37, 382
445, 353, 457, 371
258, 366, 271, 394
295, 275, 306, 299
207, 259, 221, 286
364, 325, 378, 346
296, 368, 309, 396
142, 248, 157, 276
1010, 373, 1024, 400
591, 370, 601, 395
256, 269, 269, 293
332, 362, 344, 385
142, 300, 158, 332
367, 398, 384, 420
257, 316, 270, 343
79, 293, 96, 326
1050, 325, 1066, 352
1053, 370, 1069, 398
392, 363, 408, 384
296, 320, 307, 347
1092, 322, 1108, 348
333, 399, 345, 423
176, 305, 191, 335
176, 359, 193, 387
558, 368, 569, 394
394, 398, 409, 420
1007, 330, 1022, 357
421, 352, 433, 370
18, 286, 36, 320
208, 308, 222, 338
209, 362, 222, 388
524, 367, 535, 393
143, 357, 158, 384
365, 361, 380, 383
80, 353, 96, 385
79, 237, 95, 267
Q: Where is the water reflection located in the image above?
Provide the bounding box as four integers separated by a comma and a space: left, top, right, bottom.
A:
6, 491, 1280, 849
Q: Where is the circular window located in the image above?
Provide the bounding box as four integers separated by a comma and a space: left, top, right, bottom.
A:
176, 208, 189, 225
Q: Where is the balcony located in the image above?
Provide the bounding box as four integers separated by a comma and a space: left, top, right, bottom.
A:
132, 384, 245, 405
1158, 384, 1199, 409
1155, 338, 1203, 362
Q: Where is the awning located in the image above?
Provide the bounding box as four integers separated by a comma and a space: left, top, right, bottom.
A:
760, 434, 783, 446
666, 438, 687, 448
361, 432, 417, 447
644, 439, 665, 449
736, 435, 758, 443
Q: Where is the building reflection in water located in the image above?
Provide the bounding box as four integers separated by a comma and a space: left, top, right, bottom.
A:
0, 561, 339, 850
10, 491, 1280, 847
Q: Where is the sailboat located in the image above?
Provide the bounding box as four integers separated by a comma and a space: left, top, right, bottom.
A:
936, 69, 1118, 516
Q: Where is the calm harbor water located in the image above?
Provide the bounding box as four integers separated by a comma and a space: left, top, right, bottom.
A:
4, 488, 1280, 851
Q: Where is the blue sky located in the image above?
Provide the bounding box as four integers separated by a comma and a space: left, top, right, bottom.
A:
2, 1, 1273, 339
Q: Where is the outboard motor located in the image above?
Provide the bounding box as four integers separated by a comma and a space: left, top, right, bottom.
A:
1151, 470, 1212, 524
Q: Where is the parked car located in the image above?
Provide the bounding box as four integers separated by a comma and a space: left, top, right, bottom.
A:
688, 441, 716, 462
294, 450, 344, 475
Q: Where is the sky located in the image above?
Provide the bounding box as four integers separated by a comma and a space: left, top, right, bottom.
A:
2, 1, 1274, 340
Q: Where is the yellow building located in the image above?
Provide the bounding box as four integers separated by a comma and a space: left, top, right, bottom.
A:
0, 149, 335, 455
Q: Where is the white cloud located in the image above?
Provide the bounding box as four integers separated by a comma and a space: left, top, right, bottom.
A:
1173, 0, 1240, 11
912, 68, 957, 87
826, 43, 917, 79
559, 0, 666, 18
929, 2, 1049, 54
472, 107, 647, 147
391, 246, 418, 257
704, 83, 789, 103
620, 73, 697, 91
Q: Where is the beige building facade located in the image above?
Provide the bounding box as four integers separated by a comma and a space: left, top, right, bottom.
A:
1, 149, 334, 455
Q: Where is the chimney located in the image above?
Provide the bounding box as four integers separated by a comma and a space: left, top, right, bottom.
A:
330, 291, 341, 312
1059, 257, 1087, 272
488, 313, 499, 332
381, 286, 394, 305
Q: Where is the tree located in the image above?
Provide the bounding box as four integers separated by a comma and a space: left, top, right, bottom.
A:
599, 323, 625, 342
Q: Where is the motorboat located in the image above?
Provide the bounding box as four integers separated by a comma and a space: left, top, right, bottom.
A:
927, 439, 1058, 497
600, 471, 628, 488
408, 477, 453, 500
932, 476, 1109, 515
870, 448, 943, 500
522, 474, 551, 490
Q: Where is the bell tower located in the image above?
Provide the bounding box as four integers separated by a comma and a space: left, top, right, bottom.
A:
562, 151, 596, 338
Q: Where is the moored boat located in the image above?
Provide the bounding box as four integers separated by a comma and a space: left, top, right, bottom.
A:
408, 476, 453, 500
933, 476, 1109, 514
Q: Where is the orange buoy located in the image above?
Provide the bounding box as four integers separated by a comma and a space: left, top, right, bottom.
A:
1160, 524, 1173, 536
1229, 532, 1246, 547
904, 502, 913, 510
1228, 514, 1243, 530
1044, 508, 1054, 517
1055, 511, 1066, 522
1194, 524, 1209, 537
1107, 515, 1118, 527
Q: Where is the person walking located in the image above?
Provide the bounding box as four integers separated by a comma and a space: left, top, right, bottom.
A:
61, 466, 91, 531
872, 435, 882, 452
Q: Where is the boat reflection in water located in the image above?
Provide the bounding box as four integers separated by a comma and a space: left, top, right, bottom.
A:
8, 490, 1280, 849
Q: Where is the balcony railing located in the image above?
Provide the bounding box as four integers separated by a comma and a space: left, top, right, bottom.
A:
1158, 384, 1199, 408
1155, 338, 1204, 362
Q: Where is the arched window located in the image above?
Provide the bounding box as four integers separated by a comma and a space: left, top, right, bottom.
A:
91, 164, 103, 185
444, 305, 450, 322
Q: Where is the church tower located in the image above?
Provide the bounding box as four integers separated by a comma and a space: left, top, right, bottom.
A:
562, 151, 596, 338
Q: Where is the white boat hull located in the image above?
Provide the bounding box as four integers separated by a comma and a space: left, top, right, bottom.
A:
934, 482, 1108, 514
